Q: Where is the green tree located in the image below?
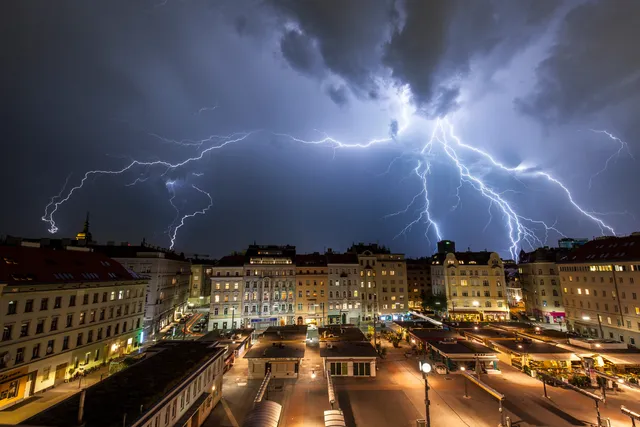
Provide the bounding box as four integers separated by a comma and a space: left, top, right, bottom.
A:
422, 292, 447, 312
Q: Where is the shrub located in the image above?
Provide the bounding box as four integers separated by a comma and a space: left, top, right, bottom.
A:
569, 374, 590, 388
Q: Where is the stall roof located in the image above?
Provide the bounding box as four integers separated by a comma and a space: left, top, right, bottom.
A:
242, 400, 282, 427
430, 340, 498, 356
493, 340, 579, 360
576, 349, 640, 366
461, 327, 516, 340
244, 341, 306, 359
319, 326, 367, 341
409, 329, 460, 341
320, 341, 378, 358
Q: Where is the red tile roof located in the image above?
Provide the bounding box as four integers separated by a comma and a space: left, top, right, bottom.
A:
558, 234, 640, 264
0, 245, 143, 286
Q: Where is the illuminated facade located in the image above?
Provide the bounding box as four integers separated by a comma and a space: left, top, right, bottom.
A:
209, 256, 244, 331
349, 244, 408, 320
295, 254, 328, 326
327, 252, 361, 325
0, 244, 146, 409
431, 251, 508, 321
560, 234, 640, 347
518, 247, 567, 324
406, 258, 431, 311
188, 262, 214, 306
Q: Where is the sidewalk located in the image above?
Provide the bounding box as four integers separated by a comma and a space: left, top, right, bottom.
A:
0, 365, 110, 425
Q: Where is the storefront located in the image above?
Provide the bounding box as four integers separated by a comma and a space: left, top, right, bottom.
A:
447, 310, 481, 322
482, 311, 509, 322
0, 367, 28, 410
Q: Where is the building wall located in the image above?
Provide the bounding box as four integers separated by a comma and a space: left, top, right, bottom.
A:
519, 261, 564, 322
247, 358, 300, 379
327, 263, 361, 325
295, 267, 328, 326
243, 262, 296, 330
0, 281, 145, 408
324, 358, 376, 377
135, 349, 225, 427
209, 267, 243, 331
432, 252, 509, 321
406, 260, 432, 310
377, 254, 408, 316
189, 264, 212, 306
560, 262, 640, 347
116, 254, 191, 338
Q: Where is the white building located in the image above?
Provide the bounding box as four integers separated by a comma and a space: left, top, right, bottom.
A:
0, 244, 147, 409
327, 252, 361, 325
24, 341, 225, 427
95, 244, 191, 339
209, 255, 244, 331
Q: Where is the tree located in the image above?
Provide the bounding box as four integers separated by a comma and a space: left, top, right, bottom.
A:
422, 292, 447, 312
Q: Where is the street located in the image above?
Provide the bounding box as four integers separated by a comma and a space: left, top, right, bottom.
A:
204, 337, 640, 427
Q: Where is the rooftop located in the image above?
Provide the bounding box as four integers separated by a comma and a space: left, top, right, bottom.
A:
461, 327, 517, 340
408, 329, 460, 341
320, 341, 378, 358
92, 244, 187, 262
558, 233, 640, 264
518, 246, 570, 264
215, 254, 246, 267
326, 252, 359, 265
493, 340, 574, 355
430, 251, 497, 265
295, 253, 328, 267
244, 341, 306, 359
0, 245, 144, 286
429, 340, 497, 355
24, 341, 224, 427
261, 325, 308, 342
318, 326, 367, 341
395, 321, 440, 330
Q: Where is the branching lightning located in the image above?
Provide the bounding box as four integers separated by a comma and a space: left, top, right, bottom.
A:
42, 91, 622, 258
588, 129, 635, 189
169, 185, 213, 250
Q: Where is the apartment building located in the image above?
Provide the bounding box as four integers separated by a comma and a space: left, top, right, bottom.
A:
327, 252, 361, 325
94, 244, 191, 339
295, 253, 328, 326
24, 341, 225, 427
189, 260, 215, 306
243, 245, 297, 330
349, 243, 408, 320
431, 251, 508, 321
559, 234, 640, 347
209, 255, 244, 331
0, 244, 146, 409
406, 258, 432, 311
518, 247, 567, 324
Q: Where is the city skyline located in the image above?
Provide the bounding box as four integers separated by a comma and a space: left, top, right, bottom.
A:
2, 1, 639, 260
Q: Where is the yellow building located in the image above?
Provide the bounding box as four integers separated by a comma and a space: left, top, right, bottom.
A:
0, 244, 146, 409
295, 254, 328, 326
431, 250, 508, 321
559, 234, 640, 347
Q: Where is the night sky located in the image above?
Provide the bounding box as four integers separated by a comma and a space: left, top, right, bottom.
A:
2, 1, 638, 259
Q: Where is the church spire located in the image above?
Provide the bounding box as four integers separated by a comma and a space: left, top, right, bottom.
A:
76, 211, 93, 244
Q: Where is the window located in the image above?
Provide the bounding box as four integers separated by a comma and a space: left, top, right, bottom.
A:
20, 322, 29, 337
83, 294, 89, 305
79, 312, 86, 325
54, 296, 62, 309
40, 298, 49, 311
330, 362, 349, 376
15, 347, 25, 364
36, 319, 45, 334
62, 336, 70, 350
2, 325, 12, 341
93, 293, 99, 304
32, 343, 40, 359
66, 314, 73, 328
353, 362, 371, 376
88, 330, 94, 343
76, 333, 83, 346
69, 295, 76, 307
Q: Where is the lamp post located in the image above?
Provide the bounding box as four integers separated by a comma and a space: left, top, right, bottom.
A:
420, 361, 432, 427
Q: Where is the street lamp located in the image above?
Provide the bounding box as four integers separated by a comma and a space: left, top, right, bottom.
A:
419, 361, 432, 427
231, 307, 235, 330
311, 370, 316, 379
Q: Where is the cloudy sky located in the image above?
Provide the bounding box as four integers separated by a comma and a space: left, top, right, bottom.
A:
1, 0, 638, 259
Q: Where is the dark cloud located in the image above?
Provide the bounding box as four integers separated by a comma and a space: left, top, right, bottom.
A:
516, 1, 640, 123
268, 0, 395, 99
384, 0, 560, 117
325, 84, 349, 107
279, 29, 325, 78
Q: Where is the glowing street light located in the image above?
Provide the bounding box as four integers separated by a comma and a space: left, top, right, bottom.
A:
311, 370, 316, 379
419, 362, 432, 427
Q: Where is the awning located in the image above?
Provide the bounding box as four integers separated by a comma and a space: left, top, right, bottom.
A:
528, 354, 581, 362
242, 401, 282, 427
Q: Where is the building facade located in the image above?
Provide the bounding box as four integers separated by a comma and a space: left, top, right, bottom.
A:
209, 256, 244, 331
295, 254, 328, 326
559, 234, 640, 347
431, 251, 508, 321
188, 261, 214, 307
244, 245, 297, 330
519, 247, 567, 324
94, 245, 191, 340
327, 252, 361, 325
406, 258, 432, 311
0, 244, 146, 409
349, 244, 408, 321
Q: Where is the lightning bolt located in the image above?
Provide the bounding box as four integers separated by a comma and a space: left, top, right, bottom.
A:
169, 185, 213, 250
41, 131, 254, 235
165, 181, 181, 237
41, 174, 72, 232
588, 129, 635, 189
196, 105, 218, 115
